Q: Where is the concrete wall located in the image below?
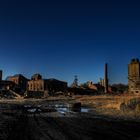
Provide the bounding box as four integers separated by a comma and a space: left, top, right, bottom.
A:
128, 58, 140, 94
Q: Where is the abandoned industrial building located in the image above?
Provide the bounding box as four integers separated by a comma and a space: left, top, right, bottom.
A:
7, 74, 29, 95
0, 62, 111, 98
27, 74, 67, 97
28, 74, 47, 92
128, 58, 140, 94
0, 70, 68, 98
0, 58, 137, 98
27, 73, 48, 98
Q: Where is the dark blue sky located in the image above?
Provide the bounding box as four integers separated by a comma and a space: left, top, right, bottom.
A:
0, 0, 140, 85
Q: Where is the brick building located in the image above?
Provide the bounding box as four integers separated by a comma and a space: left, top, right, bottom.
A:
7, 74, 29, 95
27, 74, 67, 97
28, 74, 47, 92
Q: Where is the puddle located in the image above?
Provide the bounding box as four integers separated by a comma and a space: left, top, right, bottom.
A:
81, 108, 89, 113
23, 104, 90, 114
27, 108, 37, 113
55, 104, 90, 114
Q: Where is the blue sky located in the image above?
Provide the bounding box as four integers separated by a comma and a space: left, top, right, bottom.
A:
0, 0, 140, 85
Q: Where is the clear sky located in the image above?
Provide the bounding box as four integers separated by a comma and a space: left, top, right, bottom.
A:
0, 0, 140, 85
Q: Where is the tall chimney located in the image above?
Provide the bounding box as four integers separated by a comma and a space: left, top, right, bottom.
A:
105, 63, 108, 93
0, 70, 2, 81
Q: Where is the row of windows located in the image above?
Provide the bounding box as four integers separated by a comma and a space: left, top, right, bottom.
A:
29, 87, 43, 91
28, 84, 44, 91
28, 82, 43, 86
12, 79, 18, 84
28, 84, 43, 88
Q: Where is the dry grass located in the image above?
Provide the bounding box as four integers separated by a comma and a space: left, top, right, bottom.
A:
74, 94, 140, 110
72, 94, 140, 119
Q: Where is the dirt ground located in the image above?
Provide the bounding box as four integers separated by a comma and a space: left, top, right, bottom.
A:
0, 96, 140, 140
4, 113, 140, 140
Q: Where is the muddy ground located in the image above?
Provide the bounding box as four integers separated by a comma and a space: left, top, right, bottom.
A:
0, 98, 140, 140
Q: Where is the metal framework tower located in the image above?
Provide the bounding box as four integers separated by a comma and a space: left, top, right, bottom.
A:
71, 75, 78, 87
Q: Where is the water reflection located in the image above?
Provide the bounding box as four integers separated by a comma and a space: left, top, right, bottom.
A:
23, 104, 90, 114
55, 104, 90, 113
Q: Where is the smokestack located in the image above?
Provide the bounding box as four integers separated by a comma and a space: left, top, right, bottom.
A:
105, 63, 108, 93
0, 70, 2, 81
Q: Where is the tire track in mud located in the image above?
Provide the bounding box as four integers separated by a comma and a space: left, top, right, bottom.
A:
38, 115, 75, 140
6, 113, 53, 140
3, 111, 140, 140
6, 113, 31, 140
4, 110, 63, 140
38, 115, 140, 140
28, 114, 58, 140
0, 120, 12, 140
